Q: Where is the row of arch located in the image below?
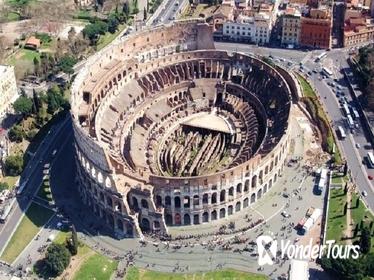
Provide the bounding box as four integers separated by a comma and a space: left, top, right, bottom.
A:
164, 183, 268, 226
155, 171, 278, 209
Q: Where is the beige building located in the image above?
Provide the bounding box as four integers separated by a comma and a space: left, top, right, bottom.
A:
343, 9, 374, 47
281, 8, 301, 47
0, 65, 18, 117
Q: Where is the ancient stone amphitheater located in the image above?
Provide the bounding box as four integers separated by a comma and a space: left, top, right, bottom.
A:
71, 20, 299, 238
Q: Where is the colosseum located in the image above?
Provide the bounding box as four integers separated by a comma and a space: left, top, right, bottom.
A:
71, 19, 300, 239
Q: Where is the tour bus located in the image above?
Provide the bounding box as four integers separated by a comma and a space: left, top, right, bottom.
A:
322, 67, 333, 77
317, 169, 327, 193
367, 152, 374, 168
352, 108, 360, 120
315, 52, 327, 62
342, 103, 350, 117
0, 203, 12, 223
347, 115, 354, 129
338, 126, 346, 139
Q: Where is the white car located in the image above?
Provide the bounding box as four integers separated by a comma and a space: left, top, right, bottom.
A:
362, 191, 368, 197
355, 143, 360, 149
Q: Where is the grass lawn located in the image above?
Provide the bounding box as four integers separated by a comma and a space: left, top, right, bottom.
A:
297, 75, 342, 164
0, 176, 19, 189
348, 193, 374, 252
326, 188, 347, 242
125, 267, 268, 280
0, 203, 54, 264
73, 253, 118, 280
97, 24, 126, 51
6, 48, 41, 77
331, 176, 343, 185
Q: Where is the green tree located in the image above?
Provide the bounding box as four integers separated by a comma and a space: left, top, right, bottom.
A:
123, 2, 130, 17
13, 96, 33, 117
108, 14, 120, 34
33, 89, 42, 114
47, 86, 64, 114
360, 227, 371, 254
67, 225, 78, 255
8, 125, 24, 143
4, 154, 24, 176
44, 243, 71, 276
58, 55, 77, 74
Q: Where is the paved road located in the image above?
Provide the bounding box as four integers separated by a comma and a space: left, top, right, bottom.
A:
215, 41, 374, 212
0, 117, 71, 255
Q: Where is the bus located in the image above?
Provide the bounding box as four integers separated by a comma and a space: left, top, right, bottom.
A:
351, 108, 360, 120
315, 52, 327, 62
367, 152, 374, 168
342, 103, 350, 117
338, 126, 346, 139
0, 203, 12, 223
322, 67, 333, 77
347, 115, 354, 129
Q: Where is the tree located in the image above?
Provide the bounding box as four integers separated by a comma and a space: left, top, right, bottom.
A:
8, 125, 24, 143
33, 57, 40, 76
47, 86, 65, 114
44, 243, 71, 276
360, 227, 371, 254
143, 7, 147, 20
108, 14, 119, 34
67, 225, 78, 255
33, 89, 42, 114
356, 197, 360, 208
4, 154, 24, 176
122, 2, 130, 17
58, 55, 77, 74
320, 256, 366, 280
354, 223, 359, 238
13, 96, 33, 117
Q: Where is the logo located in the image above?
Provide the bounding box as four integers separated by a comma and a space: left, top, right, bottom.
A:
256, 235, 360, 266
256, 235, 277, 266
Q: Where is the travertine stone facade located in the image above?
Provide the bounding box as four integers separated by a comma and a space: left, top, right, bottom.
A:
71, 20, 298, 238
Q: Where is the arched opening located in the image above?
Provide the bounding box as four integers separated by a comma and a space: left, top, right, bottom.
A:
264, 184, 268, 194
229, 187, 234, 197
251, 193, 256, 203
183, 196, 190, 208
211, 210, 217, 220
269, 179, 273, 189
132, 197, 139, 210
259, 170, 263, 184
228, 205, 233, 215
244, 180, 250, 192
252, 175, 257, 189
274, 173, 277, 183
193, 214, 199, 224
156, 195, 162, 207
202, 212, 209, 223
107, 196, 113, 208
174, 196, 181, 208
211, 193, 217, 204
243, 198, 249, 208
184, 213, 191, 225
193, 195, 199, 206
141, 218, 150, 232
235, 201, 241, 212
165, 214, 172, 225
153, 221, 160, 230
236, 183, 242, 194
257, 188, 262, 200
165, 196, 171, 206
202, 193, 209, 204
220, 208, 226, 218
174, 213, 181, 225
141, 199, 148, 209
220, 190, 226, 202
